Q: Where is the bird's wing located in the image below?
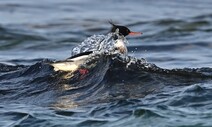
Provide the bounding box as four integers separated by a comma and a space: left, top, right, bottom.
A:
67, 51, 93, 59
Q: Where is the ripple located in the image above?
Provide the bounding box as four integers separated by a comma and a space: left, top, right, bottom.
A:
133, 108, 164, 118
0, 1, 212, 126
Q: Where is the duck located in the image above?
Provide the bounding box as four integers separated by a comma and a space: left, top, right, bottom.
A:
50, 22, 142, 73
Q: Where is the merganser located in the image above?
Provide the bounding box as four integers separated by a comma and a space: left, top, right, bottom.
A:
50, 23, 142, 73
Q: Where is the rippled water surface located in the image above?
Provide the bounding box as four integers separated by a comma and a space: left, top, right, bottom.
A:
0, 0, 212, 127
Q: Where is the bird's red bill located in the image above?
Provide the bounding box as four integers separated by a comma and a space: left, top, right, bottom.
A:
129, 31, 142, 36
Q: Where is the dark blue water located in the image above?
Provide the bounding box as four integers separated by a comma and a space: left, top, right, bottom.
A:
0, 0, 212, 126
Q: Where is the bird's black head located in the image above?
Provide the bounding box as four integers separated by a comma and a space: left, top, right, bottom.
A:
109, 21, 142, 37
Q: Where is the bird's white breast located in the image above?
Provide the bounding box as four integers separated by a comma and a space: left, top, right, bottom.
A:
114, 39, 127, 54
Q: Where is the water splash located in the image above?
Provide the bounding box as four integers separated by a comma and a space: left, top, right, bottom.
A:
71, 31, 128, 56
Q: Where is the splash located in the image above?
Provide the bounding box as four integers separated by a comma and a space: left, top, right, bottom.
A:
71, 31, 129, 56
